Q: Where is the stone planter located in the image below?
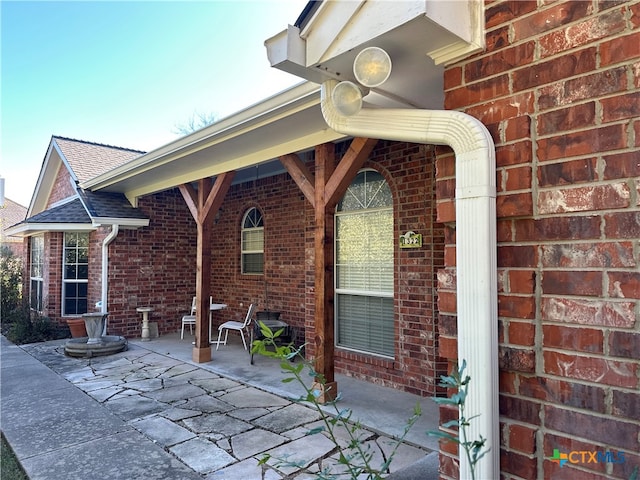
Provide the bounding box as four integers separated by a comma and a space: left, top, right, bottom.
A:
66, 318, 87, 338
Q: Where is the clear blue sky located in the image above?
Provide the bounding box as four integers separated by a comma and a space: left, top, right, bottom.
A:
1, 0, 307, 207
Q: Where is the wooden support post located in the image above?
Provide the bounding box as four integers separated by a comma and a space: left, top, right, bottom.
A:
313, 143, 337, 400
281, 138, 377, 402
179, 172, 235, 363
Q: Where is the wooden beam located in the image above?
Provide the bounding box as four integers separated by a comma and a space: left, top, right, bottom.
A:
178, 183, 199, 221
280, 153, 316, 207
200, 172, 235, 225
280, 138, 377, 402
193, 218, 212, 362
313, 142, 337, 400
324, 137, 378, 208
178, 173, 235, 363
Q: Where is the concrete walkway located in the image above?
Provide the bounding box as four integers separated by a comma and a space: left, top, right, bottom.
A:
1, 334, 439, 479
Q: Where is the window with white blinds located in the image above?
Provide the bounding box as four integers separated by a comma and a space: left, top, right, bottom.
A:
241, 207, 264, 274
335, 169, 394, 357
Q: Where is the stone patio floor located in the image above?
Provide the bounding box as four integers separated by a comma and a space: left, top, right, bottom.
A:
1, 334, 440, 479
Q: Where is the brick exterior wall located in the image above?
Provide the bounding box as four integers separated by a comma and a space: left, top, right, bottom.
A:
59, 139, 443, 397
207, 139, 445, 396
436, 1, 640, 479
105, 190, 197, 337
47, 164, 76, 206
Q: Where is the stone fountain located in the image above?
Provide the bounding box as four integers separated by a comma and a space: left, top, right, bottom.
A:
64, 312, 127, 358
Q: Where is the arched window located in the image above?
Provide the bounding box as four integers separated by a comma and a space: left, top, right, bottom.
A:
335, 169, 394, 357
241, 207, 264, 274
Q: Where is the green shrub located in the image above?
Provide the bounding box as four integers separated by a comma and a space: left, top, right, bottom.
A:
2, 304, 69, 345
0, 247, 23, 321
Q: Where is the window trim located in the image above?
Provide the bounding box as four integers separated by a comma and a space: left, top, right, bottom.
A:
241, 207, 264, 275
29, 235, 44, 312
62, 232, 89, 316
334, 168, 395, 358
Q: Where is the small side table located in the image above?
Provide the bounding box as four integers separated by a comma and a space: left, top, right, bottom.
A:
136, 307, 153, 341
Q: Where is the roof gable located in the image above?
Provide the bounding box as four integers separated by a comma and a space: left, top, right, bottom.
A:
29, 136, 146, 217
53, 136, 145, 183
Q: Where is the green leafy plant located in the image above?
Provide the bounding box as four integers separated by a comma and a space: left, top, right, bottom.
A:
252, 321, 422, 479
427, 360, 488, 480
0, 246, 23, 321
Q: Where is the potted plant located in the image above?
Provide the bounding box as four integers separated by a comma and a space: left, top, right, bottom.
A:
66, 318, 87, 338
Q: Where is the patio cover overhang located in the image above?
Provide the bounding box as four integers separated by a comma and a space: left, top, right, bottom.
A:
81, 82, 345, 203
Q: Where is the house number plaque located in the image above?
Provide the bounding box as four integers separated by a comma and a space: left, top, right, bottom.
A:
399, 231, 422, 248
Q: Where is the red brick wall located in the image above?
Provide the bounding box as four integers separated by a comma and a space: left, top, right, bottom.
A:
47, 165, 76, 206
437, 1, 640, 479
106, 189, 197, 337
207, 139, 445, 397
43, 232, 62, 320
331, 140, 446, 396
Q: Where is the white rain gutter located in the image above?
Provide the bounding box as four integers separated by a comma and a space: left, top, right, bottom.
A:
321, 80, 498, 479
100, 224, 119, 333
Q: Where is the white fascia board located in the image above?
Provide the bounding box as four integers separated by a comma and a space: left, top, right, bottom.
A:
266, 0, 484, 81
91, 218, 149, 228
28, 141, 61, 218
4, 223, 95, 237
122, 127, 345, 203
82, 82, 319, 193
48, 195, 79, 210
265, 26, 329, 84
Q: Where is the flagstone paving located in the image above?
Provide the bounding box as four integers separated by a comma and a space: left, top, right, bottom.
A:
2, 339, 436, 479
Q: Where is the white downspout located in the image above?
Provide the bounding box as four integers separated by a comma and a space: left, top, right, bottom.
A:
321, 80, 498, 479
101, 224, 119, 334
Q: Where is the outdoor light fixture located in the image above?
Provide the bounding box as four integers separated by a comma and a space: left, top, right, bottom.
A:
332, 47, 392, 117
353, 46, 392, 87
331, 81, 364, 116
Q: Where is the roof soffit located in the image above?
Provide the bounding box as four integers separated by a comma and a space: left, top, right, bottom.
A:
266, 0, 484, 110
81, 82, 346, 201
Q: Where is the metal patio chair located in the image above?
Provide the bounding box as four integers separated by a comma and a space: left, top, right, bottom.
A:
215, 303, 256, 350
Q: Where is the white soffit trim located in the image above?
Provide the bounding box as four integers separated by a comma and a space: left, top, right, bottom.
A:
91, 218, 149, 228
81, 82, 337, 200
4, 223, 95, 237
266, 0, 484, 85
28, 141, 64, 218
321, 79, 499, 480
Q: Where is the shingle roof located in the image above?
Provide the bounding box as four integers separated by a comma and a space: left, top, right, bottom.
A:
77, 190, 149, 220
53, 136, 145, 183
1, 198, 28, 241
22, 198, 91, 224
1, 198, 27, 226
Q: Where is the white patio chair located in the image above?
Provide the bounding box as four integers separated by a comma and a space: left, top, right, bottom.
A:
180, 296, 212, 339
216, 303, 256, 350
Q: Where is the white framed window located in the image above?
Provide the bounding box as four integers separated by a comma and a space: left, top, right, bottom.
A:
241, 207, 264, 274
29, 235, 44, 312
62, 232, 89, 316
335, 169, 394, 357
